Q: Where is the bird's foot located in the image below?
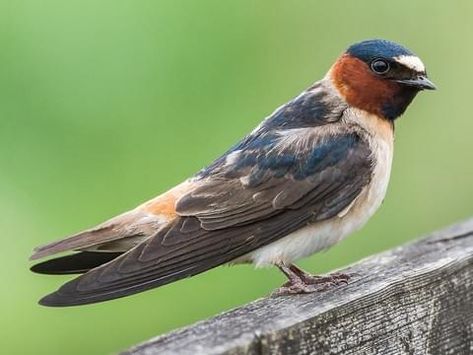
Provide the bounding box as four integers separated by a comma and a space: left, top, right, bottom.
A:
288, 263, 353, 286
298, 272, 351, 286
273, 263, 352, 296
272, 279, 330, 296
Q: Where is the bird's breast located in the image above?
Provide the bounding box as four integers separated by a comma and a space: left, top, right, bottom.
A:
246, 109, 394, 266
341, 108, 394, 221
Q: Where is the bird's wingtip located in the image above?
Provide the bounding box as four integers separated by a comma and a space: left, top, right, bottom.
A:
38, 290, 85, 308
38, 292, 66, 307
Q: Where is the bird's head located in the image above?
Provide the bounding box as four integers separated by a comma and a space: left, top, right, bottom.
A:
329, 39, 436, 120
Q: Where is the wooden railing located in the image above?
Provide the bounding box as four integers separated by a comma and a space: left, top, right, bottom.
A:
122, 219, 473, 355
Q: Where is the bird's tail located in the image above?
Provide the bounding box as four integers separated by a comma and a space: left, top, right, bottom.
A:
29, 208, 167, 280
30, 251, 123, 274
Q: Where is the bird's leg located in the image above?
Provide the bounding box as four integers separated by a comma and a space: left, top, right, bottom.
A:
273, 263, 351, 296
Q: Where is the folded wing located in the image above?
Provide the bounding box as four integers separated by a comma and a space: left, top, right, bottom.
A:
39, 126, 373, 306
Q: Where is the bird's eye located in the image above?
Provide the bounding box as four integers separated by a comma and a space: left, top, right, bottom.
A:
370, 59, 390, 74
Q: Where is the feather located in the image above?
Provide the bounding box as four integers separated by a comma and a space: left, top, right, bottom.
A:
30, 210, 162, 260
31, 252, 123, 275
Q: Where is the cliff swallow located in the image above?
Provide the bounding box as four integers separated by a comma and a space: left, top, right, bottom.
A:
31, 39, 435, 306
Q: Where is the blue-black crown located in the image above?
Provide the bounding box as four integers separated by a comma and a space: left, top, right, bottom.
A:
347, 39, 415, 62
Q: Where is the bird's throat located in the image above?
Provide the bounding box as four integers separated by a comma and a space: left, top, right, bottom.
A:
330, 55, 418, 120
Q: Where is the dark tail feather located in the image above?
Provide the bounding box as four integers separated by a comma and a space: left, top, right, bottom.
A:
30, 252, 123, 275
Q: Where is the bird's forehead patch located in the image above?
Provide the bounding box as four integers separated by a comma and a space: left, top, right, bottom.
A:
393, 55, 425, 73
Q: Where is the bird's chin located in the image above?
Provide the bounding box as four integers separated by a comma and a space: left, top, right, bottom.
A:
382, 87, 419, 120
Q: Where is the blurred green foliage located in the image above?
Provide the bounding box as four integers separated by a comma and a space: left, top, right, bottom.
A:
1, 1, 472, 354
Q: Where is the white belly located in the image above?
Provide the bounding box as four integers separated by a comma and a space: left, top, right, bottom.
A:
244, 110, 394, 267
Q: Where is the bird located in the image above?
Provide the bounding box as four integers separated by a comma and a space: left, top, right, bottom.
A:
30, 39, 436, 307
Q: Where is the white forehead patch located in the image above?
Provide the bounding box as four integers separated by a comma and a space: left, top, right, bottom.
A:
394, 55, 425, 73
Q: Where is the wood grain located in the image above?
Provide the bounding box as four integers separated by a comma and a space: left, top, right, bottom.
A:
122, 219, 473, 355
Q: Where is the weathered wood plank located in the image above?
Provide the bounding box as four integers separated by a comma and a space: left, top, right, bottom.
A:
122, 219, 473, 355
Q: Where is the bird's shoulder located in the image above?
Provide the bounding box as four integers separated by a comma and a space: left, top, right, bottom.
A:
197, 80, 356, 178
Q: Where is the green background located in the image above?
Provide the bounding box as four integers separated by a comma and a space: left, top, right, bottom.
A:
1, 1, 472, 354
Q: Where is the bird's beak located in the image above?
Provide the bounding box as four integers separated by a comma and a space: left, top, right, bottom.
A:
395, 75, 437, 90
